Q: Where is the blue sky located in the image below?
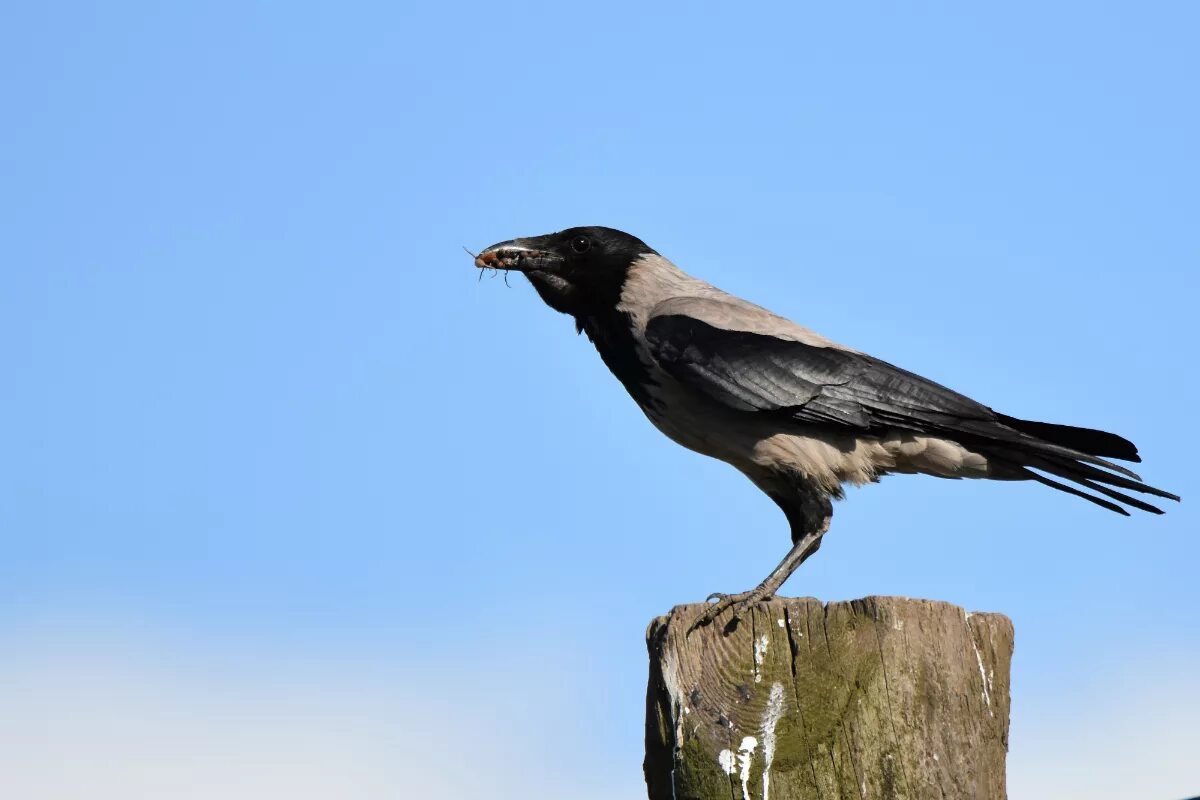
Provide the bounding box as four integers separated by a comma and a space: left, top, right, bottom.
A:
2, 3, 1197, 798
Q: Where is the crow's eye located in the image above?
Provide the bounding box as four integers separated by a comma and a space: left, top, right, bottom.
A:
570, 235, 591, 254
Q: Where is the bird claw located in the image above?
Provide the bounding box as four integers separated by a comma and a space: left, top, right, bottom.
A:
688, 588, 773, 635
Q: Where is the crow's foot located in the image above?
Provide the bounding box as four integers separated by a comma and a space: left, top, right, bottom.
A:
687, 587, 774, 635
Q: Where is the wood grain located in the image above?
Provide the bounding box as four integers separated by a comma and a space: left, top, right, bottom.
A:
644, 596, 1014, 800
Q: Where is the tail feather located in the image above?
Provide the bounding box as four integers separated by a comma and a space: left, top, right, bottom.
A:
984, 416, 1179, 515
1025, 452, 1180, 502
974, 418, 1143, 480
1020, 468, 1132, 516
997, 414, 1141, 463
1076, 479, 1166, 515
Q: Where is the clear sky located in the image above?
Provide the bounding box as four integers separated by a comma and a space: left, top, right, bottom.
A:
2, 3, 1197, 798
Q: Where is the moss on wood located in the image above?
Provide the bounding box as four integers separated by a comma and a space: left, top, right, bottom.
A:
644, 596, 1014, 800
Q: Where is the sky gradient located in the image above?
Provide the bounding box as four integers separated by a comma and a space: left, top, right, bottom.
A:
3, 3, 1197, 798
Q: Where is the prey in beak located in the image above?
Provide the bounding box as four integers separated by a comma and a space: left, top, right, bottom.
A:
471, 226, 653, 317
473, 239, 564, 274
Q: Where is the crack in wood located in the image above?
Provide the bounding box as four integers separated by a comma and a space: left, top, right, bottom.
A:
644, 597, 1014, 800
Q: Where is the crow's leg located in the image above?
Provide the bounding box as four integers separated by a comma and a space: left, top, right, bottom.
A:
689, 474, 833, 634
688, 519, 829, 633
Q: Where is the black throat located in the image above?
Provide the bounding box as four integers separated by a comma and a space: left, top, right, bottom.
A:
577, 308, 660, 411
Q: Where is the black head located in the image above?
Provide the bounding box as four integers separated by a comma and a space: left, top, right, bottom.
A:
474, 226, 656, 317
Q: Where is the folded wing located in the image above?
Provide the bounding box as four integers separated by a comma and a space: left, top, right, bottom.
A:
644, 312, 1178, 514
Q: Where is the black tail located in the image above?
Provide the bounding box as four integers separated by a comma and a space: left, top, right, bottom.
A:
987, 416, 1179, 515
996, 414, 1142, 463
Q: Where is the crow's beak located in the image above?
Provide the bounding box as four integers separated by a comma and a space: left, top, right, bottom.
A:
474, 238, 564, 273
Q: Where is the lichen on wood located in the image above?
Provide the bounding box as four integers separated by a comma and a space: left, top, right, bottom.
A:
644, 596, 1014, 800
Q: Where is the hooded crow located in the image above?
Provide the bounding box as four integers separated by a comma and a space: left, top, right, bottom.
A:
475, 226, 1178, 629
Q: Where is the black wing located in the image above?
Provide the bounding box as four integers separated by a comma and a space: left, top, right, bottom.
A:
645, 313, 997, 433
644, 313, 1178, 513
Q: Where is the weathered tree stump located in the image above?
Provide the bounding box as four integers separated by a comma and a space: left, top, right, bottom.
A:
645, 596, 1014, 800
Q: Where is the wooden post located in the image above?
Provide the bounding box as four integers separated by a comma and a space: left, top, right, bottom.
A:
644, 596, 1014, 800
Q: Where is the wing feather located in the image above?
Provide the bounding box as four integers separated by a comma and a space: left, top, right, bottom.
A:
645, 313, 991, 433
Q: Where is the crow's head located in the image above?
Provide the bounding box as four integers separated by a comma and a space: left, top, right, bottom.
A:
475, 226, 655, 317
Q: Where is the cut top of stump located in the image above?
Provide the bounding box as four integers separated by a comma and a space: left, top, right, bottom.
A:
644, 596, 1015, 800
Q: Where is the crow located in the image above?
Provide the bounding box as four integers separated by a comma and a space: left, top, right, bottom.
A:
474, 226, 1178, 628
